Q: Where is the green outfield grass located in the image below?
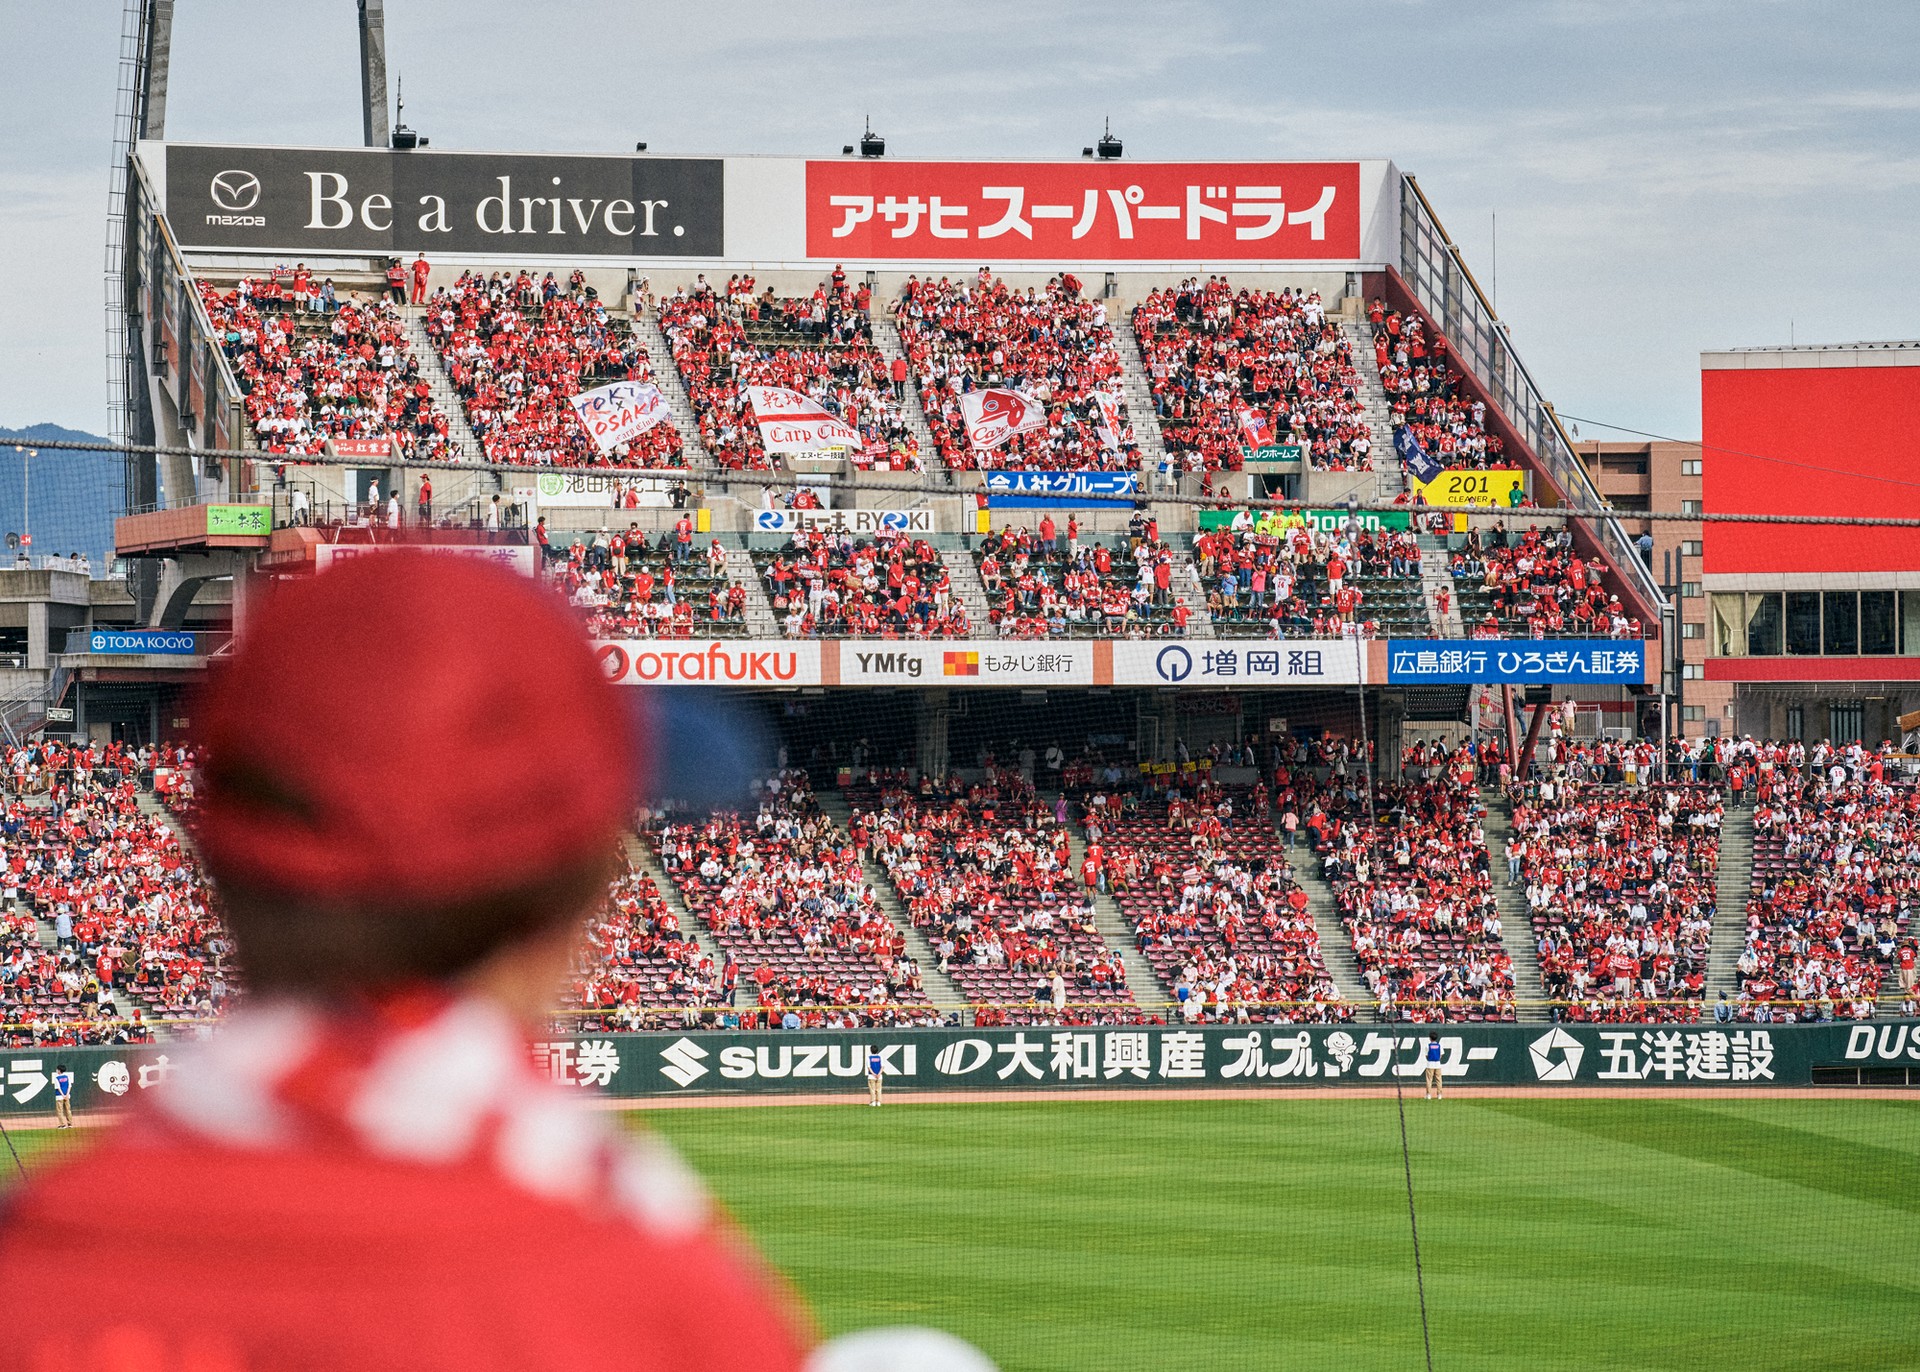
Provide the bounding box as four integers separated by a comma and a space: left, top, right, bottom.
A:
637, 1096, 1920, 1372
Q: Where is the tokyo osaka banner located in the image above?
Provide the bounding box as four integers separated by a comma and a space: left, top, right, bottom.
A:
959, 388, 1047, 451
807, 161, 1363, 261
569, 379, 671, 454
746, 386, 862, 453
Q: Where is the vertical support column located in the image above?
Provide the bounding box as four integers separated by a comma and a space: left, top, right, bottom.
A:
25, 602, 50, 672
358, 0, 389, 149
1375, 692, 1405, 783
914, 688, 950, 781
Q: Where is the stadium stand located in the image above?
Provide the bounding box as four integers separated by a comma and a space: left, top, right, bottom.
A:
423, 269, 685, 468
200, 275, 455, 460
975, 521, 1186, 639
849, 772, 1144, 1025
1509, 781, 1722, 1022
1193, 513, 1429, 640
565, 861, 725, 1030
550, 528, 748, 638
653, 773, 941, 1027
894, 270, 1138, 472
1134, 278, 1371, 474
1317, 771, 1518, 1022
1076, 775, 1350, 1023
1741, 760, 1917, 1020
1367, 298, 1504, 472
756, 529, 968, 639
1448, 524, 1647, 641
2, 743, 216, 1045
657, 275, 922, 473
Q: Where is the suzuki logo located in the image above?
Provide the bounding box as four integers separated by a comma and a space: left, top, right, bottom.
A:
209, 169, 261, 211
659, 1037, 710, 1088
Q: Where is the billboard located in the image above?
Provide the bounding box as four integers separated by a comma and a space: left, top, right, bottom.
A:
163, 144, 724, 256
1702, 352, 1920, 575
147, 145, 1401, 267
1386, 639, 1650, 685
806, 161, 1363, 261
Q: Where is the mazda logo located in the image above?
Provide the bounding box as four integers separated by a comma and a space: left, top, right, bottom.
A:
1155, 644, 1192, 682
209, 169, 261, 211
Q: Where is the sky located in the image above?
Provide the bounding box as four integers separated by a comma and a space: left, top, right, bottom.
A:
1, 0, 1915, 446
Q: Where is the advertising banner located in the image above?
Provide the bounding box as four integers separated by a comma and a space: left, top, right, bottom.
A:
958, 388, 1047, 452
597, 640, 823, 687
533, 470, 674, 509
314, 543, 538, 576
205, 504, 271, 537
1196, 509, 1412, 533
89, 629, 197, 656
838, 642, 1097, 688
13, 1022, 1912, 1115
983, 469, 1139, 508
1413, 468, 1526, 508
1245, 443, 1305, 467
1112, 639, 1365, 688
164, 144, 724, 256
806, 161, 1363, 261
1386, 639, 1650, 685
569, 379, 671, 454
745, 386, 862, 454
752, 508, 934, 536
327, 435, 397, 461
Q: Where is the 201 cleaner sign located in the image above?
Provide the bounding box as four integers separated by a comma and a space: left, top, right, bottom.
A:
164, 144, 724, 257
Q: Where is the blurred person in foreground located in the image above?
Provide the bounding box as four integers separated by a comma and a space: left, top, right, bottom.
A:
0, 553, 988, 1372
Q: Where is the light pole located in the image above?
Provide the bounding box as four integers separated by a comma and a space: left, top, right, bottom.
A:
12, 446, 31, 567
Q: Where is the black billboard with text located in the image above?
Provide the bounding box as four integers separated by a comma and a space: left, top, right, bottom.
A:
163, 144, 724, 256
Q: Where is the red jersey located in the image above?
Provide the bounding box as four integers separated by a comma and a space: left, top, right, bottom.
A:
0, 995, 809, 1372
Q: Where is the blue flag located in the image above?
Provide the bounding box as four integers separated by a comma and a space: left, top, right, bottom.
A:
1394, 425, 1443, 484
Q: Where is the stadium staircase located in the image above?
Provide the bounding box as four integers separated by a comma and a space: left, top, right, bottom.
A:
939, 548, 996, 632
1110, 312, 1175, 490
1416, 532, 1465, 636
1061, 823, 1172, 1012
1340, 318, 1407, 508
622, 831, 737, 1006
1705, 806, 1753, 1007
868, 315, 952, 486
1479, 799, 1551, 1022
1286, 854, 1374, 1021
1169, 562, 1218, 639
723, 548, 782, 637
811, 794, 967, 1017
400, 307, 485, 461
630, 309, 721, 482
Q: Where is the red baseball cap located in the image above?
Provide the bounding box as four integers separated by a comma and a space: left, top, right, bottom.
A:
192, 551, 636, 907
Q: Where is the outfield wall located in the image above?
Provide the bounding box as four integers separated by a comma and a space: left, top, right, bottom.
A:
11, 1023, 1919, 1116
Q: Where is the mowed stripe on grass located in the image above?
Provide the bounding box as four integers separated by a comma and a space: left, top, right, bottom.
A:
639, 1097, 1920, 1372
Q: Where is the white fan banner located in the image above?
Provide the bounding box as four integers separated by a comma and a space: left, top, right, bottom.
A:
569, 380, 671, 454
746, 386, 863, 453
959, 388, 1048, 452
1091, 390, 1127, 450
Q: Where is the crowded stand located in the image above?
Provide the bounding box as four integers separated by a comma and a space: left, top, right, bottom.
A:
657, 275, 922, 473
548, 525, 748, 638
894, 270, 1137, 472
1367, 298, 1505, 473
1076, 774, 1350, 1023
200, 274, 455, 460
757, 529, 968, 638
1508, 781, 1722, 1021
849, 771, 1143, 1024
1134, 278, 1371, 474
653, 773, 939, 1027
1316, 766, 1518, 1022
1193, 511, 1429, 640
2, 743, 219, 1045
1742, 753, 1918, 1020
975, 516, 1187, 639
423, 269, 685, 468
564, 862, 726, 1030
1449, 524, 1645, 640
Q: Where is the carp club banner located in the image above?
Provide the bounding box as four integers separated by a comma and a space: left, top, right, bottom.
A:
746, 386, 862, 454
10, 1021, 1913, 1112
569, 379, 671, 454
959, 388, 1047, 452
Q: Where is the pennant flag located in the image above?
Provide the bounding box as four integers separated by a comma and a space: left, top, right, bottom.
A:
1235, 407, 1275, 450
1091, 390, 1128, 450
1394, 424, 1443, 484
569, 380, 671, 454
745, 385, 863, 454
958, 388, 1047, 452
